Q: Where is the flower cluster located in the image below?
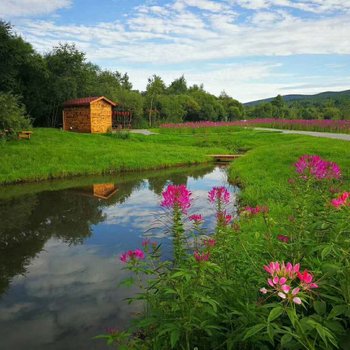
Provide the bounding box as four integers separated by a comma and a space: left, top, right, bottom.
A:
160, 119, 350, 134
331, 192, 350, 209
203, 238, 216, 248
208, 186, 230, 205
216, 211, 232, 225
294, 155, 341, 180
161, 184, 192, 214
261, 262, 318, 305
189, 214, 204, 224
277, 234, 289, 243
120, 249, 145, 263
194, 251, 210, 262
242, 205, 269, 216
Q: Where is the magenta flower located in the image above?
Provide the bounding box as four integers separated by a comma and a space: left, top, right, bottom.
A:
120, 249, 145, 263
161, 184, 192, 214
216, 211, 232, 225
243, 205, 269, 216
142, 239, 151, 247
208, 186, 230, 205
331, 192, 350, 208
203, 238, 216, 248
189, 214, 204, 224
261, 261, 318, 305
294, 155, 341, 180
277, 234, 290, 243
297, 270, 319, 289
194, 251, 210, 262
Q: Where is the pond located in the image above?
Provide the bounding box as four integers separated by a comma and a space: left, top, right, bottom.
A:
0, 164, 238, 350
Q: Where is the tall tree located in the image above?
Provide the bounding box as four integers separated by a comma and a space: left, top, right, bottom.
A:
146, 75, 166, 127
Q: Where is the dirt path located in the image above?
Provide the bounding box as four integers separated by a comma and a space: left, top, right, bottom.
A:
129, 129, 158, 135
254, 127, 350, 142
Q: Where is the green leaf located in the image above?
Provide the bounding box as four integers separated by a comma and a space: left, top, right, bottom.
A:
280, 334, 293, 348
321, 245, 333, 260
286, 308, 297, 327
268, 306, 284, 323
243, 323, 266, 341
313, 301, 326, 315
170, 329, 180, 348
328, 305, 345, 320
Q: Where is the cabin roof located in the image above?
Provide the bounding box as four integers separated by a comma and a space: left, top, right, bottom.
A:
63, 96, 117, 107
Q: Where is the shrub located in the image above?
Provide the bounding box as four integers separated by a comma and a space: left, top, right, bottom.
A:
0, 92, 31, 139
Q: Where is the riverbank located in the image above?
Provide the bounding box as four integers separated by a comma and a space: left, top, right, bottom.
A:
1, 127, 350, 186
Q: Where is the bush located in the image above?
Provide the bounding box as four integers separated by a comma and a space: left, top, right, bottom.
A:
0, 92, 31, 139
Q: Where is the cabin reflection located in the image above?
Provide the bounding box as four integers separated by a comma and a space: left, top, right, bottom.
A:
78, 183, 118, 200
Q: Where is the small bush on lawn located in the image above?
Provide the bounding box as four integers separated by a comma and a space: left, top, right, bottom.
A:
0, 92, 31, 140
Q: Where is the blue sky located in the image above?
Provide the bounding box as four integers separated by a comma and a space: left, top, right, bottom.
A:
1, 0, 350, 102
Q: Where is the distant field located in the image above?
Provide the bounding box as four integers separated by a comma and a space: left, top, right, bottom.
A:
160, 118, 350, 133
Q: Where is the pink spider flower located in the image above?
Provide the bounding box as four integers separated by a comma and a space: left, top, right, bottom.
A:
203, 238, 216, 248
120, 249, 145, 263
264, 261, 300, 279
194, 251, 210, 262
295, 155, 341, 180
277, 234, 290, 243
331, 192, 350, 209
243, 205, 269, 216
297, 270, 319, 290
189, 214, 204, 224
161, 184, 192, 214
216, 211, 232, 225
208, 187, 230, 205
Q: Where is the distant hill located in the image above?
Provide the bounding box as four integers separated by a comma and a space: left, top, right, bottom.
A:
244, 89, 350, 106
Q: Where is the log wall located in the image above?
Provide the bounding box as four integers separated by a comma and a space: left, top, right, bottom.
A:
90, 100, 112, 133
63, 107, 91, 132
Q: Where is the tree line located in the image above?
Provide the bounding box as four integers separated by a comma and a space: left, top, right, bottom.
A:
1, 20, 349, 132
0, 21, 243, 128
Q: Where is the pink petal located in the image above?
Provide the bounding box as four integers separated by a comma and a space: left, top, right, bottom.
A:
273, 276, 279, 284
268, 278, 274, 287
281, 284, 291, 293
278, 292, 286, 299
293, 297, 302, 305
292, 287, 300, 295
260, 287, 268, 294
279, 277, 287, 285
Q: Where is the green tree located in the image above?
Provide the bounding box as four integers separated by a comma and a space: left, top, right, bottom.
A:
167, 75, 188, 95
146, 75, 166, 127
0, 92, 31, 135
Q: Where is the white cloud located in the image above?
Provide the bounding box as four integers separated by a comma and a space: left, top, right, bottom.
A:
0, 0, 71, 17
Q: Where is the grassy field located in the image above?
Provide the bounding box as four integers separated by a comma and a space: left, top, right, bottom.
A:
0, 128, 227, 184
1, 127, 349, 187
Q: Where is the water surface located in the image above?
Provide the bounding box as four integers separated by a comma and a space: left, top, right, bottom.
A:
0, 164, 238, 350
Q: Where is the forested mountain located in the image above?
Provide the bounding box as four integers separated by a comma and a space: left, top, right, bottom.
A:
245, 90, 350, 106
245, 91, 350, 120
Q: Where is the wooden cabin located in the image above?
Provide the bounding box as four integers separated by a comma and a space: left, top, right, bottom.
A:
63, 96, 117, 133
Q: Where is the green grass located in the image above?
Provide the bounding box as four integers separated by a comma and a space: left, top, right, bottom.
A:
1, 127, 349, 192
0, 128, 227, 184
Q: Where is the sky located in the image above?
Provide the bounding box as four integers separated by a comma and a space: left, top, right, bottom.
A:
1, 0, 350, 102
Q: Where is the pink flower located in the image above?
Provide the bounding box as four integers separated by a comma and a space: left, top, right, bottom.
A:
331, 192, 350, 208
281, 284, 291, 293
189, 214, 204, 224
120, 249, 145, 263
208, 187, 230, 204
297, 270, 318, 290
216, 211, 232, 225
142, 239, 151, 247
295, 155, 341, 180
194, 251, 210, 262
277, 234, 290, 243
203, 238, 216, 248
161, 184, 192, 214
260, 287, 268, 294
243, 205, 269, 216
293, 297, 302, 305
278, 292, 286, 299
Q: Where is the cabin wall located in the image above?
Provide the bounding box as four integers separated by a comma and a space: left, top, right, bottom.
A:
63, 107, 91, 132
90, 100, 112, 133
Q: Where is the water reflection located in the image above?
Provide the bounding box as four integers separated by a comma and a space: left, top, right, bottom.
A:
0, 164, 238, 350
